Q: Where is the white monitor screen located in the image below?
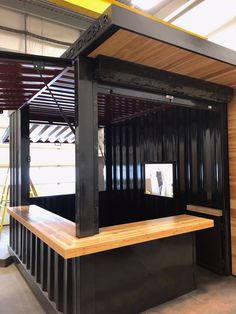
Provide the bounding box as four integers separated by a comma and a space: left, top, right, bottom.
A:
144, 163, 174, 198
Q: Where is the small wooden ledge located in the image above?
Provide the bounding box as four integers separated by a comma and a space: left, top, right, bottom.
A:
187, 205, 223, 217
8, 205, 214, 259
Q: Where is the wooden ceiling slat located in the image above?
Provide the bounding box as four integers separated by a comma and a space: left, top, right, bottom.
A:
88, 29, 236, 88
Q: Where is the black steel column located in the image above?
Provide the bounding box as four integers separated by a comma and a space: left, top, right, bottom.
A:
75, 57, 99, 237
9, 107, 30, 206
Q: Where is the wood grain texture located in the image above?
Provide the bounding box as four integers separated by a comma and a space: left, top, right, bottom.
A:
187, 205, 223, 217
228, 91, 236, 275
89, 29, 236, 88
8, 205, 213, 259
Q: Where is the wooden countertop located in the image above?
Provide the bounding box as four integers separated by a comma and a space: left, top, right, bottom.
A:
8, 205, 214, 259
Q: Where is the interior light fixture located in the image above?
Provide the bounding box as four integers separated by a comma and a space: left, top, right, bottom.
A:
131, 0, 163, 11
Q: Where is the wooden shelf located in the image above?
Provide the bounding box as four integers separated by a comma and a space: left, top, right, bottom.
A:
8, 205, 214, 259
187, 205, 223, 217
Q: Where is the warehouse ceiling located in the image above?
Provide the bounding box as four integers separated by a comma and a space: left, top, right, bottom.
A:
0, 0, 93, 30
0, 0, 235, 51
45, 0, 236, 51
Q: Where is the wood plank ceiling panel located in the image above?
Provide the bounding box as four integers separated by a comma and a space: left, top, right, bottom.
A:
89, 29, 236, 88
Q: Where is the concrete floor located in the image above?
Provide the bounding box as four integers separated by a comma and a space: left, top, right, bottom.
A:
144, 268, 236, 314
0, 226, 10, 261
0, 227, 45, 313
0, 264, 46, 314
1, 225, 236, 314
0, 266, 236, 314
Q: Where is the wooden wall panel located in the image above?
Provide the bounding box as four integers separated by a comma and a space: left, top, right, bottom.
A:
228, 91, 236, 275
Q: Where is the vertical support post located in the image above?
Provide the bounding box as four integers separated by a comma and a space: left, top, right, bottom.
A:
75, 56, 99, 237
9, 107, 30, 206
105, 126, 112, 192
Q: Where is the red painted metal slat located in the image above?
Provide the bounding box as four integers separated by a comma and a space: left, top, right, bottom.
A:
0, 54, 69, 111
0, 54, 171, 125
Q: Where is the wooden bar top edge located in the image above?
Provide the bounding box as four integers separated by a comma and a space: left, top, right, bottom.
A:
187, 205, 223, 217
8, 205, 214, 259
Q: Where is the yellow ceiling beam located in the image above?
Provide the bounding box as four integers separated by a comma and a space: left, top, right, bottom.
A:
49, 0, 206, 39
48, 0, 114, 18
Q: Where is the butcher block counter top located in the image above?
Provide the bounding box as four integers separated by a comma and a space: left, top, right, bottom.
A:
8, 205, 214, 259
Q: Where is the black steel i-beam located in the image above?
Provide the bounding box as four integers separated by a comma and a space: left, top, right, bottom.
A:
95, 56, 233, 104
75, 56, 99, 237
